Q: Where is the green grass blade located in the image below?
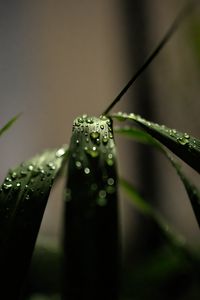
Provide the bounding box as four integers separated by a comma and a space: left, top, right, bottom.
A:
114, 125, 160, 148
120, 177, 186, 248
0, 145, 68, 299
112, 112, 200, 173
0, 113, 21, 137
64, 115, 119, 300
115, 125, 200, 229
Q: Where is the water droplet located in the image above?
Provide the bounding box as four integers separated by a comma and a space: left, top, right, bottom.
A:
16, 182, 21, 188
47, 162, 56, 170
2, 183, 12, 190
177, 137, 189, 146
106, 185, 115, 194
107, 178, 114, 186
129, 113, 135, 118
5, 177, 12, 182
116, 112, 125, 121
75, 161, 82, 169
90, 131, 100, 141
25, 195, 30, 200
107, 159, 114, 166
99, 190, 106, 198
106, 119, 111, 126
102, 136, 108, 145
56, 148, 65, 158
76, 139, 80, 145
11, 172, 17, 179
97, 190, 107, 206
28, 165, 34, 171
96, 138, 100, 144
184, 133, 190, 139
84, 167, 90, 175
86, 118, 93, 124
78, 117, 84, 123
85, 146, 99, 158
20, 170, 27, 177
100, 125, 104, 130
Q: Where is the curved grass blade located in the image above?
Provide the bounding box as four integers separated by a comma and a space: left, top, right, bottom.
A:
64, 115, 119, 300
114, 125, 159, 148
111, 112, 200, 173
120, 177, 186, 248
120, 177, 200, 268
0, 145, 68, 299
115, 125, 200, 229
0, 113, 21, 138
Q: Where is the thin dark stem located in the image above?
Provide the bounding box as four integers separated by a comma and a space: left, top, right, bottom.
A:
103, 0, 197, 115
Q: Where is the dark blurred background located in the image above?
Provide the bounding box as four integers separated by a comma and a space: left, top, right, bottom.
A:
0, 0, 199, 274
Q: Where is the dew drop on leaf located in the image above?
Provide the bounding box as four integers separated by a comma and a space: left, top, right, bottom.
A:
11, 172, 17, 179
107, 178, 114, 186
177, 137, 189, 146
5, 177, 12, 182
20, 170, 27, 177
47, 162, 56, 170
75, 161, 82, 169
56, 148, 65, 158
28, 165, 34, 171
97, 190, 107, 206
2, 183, 12, 190
84, 167, 90, 175
90, 131, 100, 141
102, 136, 108, 145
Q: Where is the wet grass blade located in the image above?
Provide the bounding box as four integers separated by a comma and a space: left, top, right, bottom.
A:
0, 113, 21, 137
64, 115, 119, 300
0, 145, 68, 299
114, 125, 160, 148
112, 112, 200, 173
115, 125, 200, 229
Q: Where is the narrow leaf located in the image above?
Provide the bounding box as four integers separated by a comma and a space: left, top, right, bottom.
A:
0, 113, 21, 137
112, 112, 200, 173
120, 177, 186, 248
0, 145, 68, 299
64, 115, 119, 300
115, 124, 200, 229
114, 125, 160, 148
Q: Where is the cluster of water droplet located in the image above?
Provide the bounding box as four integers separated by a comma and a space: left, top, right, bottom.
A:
66, 115, 117, 206
0, 146, 67, 207
71, 114, 115, 172
113, 112, 198, 150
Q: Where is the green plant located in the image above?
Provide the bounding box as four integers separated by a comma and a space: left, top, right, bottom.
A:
0, 2, 200, 300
